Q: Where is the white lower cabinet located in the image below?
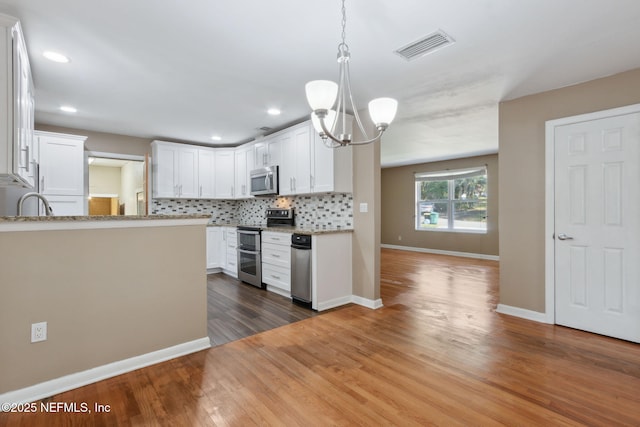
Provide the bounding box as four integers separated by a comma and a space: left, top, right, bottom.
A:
223, 227, 238, 277
206, 227, 223, 270
261, 231, 291, 295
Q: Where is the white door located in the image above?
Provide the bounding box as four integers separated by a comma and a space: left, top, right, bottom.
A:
554, 111, 640, 343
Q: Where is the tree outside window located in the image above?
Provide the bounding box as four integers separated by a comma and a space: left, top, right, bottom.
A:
415, 167, 487, 233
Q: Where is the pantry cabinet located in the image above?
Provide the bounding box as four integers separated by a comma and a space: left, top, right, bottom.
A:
0, 15, 36, 188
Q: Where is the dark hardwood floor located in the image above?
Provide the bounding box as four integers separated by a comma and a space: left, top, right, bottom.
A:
2, 249, 640, 426
207, 273, 318, 346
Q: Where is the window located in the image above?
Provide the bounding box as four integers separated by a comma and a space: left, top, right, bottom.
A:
415, 166, 487, 233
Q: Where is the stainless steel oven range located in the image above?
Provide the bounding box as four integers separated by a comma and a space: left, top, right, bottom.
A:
237, 226, 262, 288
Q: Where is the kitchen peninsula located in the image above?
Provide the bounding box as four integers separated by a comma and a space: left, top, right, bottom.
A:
0, 214, 210, 399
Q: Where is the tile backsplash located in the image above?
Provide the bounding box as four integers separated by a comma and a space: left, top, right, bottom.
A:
151, 193, 353, 229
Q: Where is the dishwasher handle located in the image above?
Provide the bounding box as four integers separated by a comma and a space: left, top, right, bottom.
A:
291, 244, 312, 250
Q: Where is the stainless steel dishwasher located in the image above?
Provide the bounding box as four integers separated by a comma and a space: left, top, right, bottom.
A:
291, 233, 312, 307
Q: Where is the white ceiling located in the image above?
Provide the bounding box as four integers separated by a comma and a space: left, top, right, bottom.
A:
2, 0, 640, 167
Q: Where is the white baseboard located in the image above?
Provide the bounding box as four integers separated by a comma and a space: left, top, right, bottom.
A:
317, 295, 353, 311
206, 267, 223, 274
496, 304, 552, 324
381, 244, 499, 261
351, 295, 384, 310
0, 337, 211, 406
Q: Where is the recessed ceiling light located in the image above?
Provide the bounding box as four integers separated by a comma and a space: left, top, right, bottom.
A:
60, 106, 77, 113
211, 135, 222, 141
43, 51, 70, 63
267, 108, 281, 116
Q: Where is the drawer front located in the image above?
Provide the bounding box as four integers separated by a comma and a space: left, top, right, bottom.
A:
226, 249, 237, 270
262, 231, 291, 246
262, 263, 290, 291
225, 228, 238, 246
262, 242, 291, 268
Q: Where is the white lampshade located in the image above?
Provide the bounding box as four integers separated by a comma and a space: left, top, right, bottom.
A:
305, 80, 339, 111
368, 97, 398, 126
311, 109, 337, 134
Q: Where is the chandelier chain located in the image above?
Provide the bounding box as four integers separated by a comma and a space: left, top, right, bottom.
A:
341, 0, 347, 46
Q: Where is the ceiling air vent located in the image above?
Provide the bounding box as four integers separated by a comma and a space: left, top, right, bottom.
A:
258, 126, 272, 132
394, 30, 455, 61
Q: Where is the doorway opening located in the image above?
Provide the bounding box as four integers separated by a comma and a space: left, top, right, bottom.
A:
86, 152, 146, 216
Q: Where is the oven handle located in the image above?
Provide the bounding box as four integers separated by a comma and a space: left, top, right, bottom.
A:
237, 230, 260, 235
238, 249, 260, 255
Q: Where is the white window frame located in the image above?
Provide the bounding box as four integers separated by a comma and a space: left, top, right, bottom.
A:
414, 166, 487, 234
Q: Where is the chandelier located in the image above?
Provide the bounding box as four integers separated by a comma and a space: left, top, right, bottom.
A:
305, 0, 398, 148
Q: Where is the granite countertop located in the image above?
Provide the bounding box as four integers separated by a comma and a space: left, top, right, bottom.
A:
0, 214, 212, 223
207, 221, 353, 235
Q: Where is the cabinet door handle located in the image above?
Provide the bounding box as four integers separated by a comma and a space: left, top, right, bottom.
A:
41, 176, 45, 192
199, 185, 202, 197
310, 174, 314, 189
272, 254, 281, 258
25, 146, 30, 172
271, 274, 281, 280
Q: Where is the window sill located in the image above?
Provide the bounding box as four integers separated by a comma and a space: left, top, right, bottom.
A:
415, 227, 487, 235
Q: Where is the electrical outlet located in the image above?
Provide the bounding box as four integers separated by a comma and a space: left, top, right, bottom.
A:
31, 322, 47, 343
398, 235, 402, 241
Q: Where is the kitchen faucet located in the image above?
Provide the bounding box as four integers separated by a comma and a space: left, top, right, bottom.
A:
17, 192, 54, 216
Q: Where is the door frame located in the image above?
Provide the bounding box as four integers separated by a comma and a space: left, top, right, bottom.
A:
544, 102, 640, 324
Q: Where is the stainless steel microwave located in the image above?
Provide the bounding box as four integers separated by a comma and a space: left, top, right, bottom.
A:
250, 166, 279, 196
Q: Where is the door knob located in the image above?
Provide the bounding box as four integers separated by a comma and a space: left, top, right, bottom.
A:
557, 233, 574, 240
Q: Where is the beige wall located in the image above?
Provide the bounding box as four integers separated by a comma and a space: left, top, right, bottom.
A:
89, 165, 122, 195
381, 154, 499, 256
36, 124, 152, 157
351, 121, 381, 301
0, 224, 207, 393
499, 67, 640, 313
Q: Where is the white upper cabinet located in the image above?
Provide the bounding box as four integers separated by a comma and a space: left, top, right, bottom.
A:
253, 136, 282, 169
37, 131, 86, 196
177, 146, 199, 198
280, 123, 311, 196
151, 120, 352, 201
198, 148, 215, 199
311, 131, 353, 194
152, 141, 201, 199
214, 149, 235, 199
234, 146, 253, 199
0, 15, 36, 188
152, 141, 179, 198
